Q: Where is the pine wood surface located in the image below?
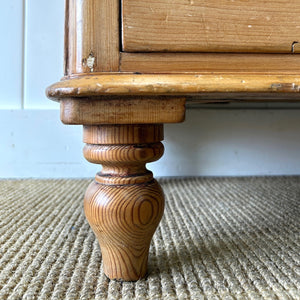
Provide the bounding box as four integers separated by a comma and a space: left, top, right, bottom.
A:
65, 0, 119, 75
122, 0, 300, 53
60, 97, 186, 124
83, 124, 164, 145
83, 125, 165, 280
47, 0, 300, 283
120, 53, 300, 74
47, 74, 300, 99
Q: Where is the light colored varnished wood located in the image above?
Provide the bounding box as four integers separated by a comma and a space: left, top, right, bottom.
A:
83, 124, 163, 144
65, 0, 119, 75
60, 97, 185, 124
83, 125, 165, 281
47, 0, 300, 283
47, 74, 300, 100
120, 53, 300, 74
122, 0, 300, 53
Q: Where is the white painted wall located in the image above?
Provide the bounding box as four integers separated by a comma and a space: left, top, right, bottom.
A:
0, 2, 24, 109
1, 2, 300, 178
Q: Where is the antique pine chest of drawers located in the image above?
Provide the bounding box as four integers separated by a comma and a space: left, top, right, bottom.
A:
47, 0, 300, 281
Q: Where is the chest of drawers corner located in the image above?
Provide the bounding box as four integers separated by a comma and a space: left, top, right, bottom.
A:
47, 0, 300, 281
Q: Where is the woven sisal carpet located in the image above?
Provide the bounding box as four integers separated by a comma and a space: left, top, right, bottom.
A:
0, 177, 299, 300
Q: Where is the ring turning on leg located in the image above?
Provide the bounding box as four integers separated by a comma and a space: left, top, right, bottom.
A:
83, 124, 165, 281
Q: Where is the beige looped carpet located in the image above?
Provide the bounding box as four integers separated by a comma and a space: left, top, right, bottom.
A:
0, 177, 299, 300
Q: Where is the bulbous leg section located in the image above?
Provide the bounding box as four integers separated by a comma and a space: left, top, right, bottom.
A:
84, 179, 164, 281
82, 124, 165, 281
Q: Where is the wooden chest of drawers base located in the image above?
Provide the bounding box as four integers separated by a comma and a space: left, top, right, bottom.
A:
47, 0, 300, 281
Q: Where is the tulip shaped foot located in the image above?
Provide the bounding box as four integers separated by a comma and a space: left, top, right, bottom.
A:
83, 124, 165, 281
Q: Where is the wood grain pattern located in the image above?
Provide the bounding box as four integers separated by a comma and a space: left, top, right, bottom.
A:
64, 0, 70, 75
83, 124, 164, 144
120, 53, 300, 74
60, 97, 186, 124
65, 0, 119, 75
47, 74, 300, 99
48, 0, 300, 283
84, 180, 164, 280
83, 125, 164, 281
122, 0, 300, 53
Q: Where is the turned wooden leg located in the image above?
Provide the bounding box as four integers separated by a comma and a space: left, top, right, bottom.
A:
82, 124, 165, 281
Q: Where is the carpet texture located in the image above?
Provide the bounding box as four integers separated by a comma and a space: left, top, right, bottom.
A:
0, 177, 299, 300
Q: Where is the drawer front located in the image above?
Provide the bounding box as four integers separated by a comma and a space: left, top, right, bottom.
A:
122, 0, 300, 53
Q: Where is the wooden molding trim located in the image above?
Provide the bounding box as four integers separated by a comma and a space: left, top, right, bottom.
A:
60, 97, 185, 124
47, 74, 300, 100
120, 53, 300, 74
